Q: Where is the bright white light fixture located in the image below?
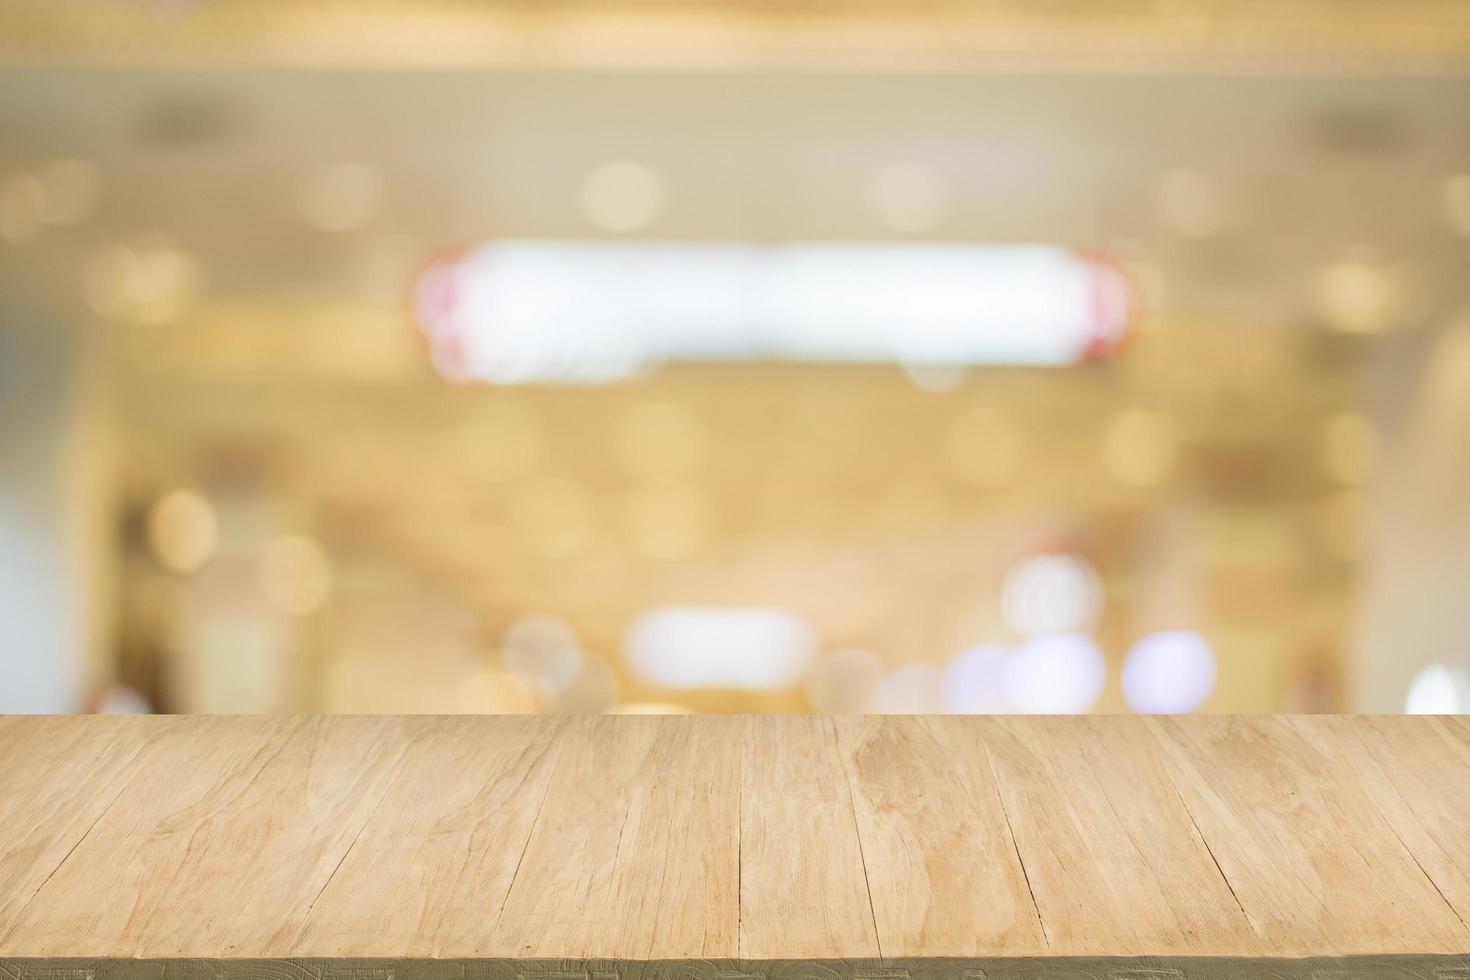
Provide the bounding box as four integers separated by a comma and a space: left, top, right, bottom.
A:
416, 242, 1132, 383
1405, 663, 1470, 714
625, 607, 815, 690
1122, 631, 1216, 714
1002, 633, 1106, 714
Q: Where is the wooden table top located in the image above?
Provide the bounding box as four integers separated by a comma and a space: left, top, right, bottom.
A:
1, 715, 1468, 978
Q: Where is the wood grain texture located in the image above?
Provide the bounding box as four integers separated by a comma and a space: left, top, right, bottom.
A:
289, 715, 566, 957
1, 715, 1469, 966
1314, 714, 1470, 933
1, 715, 412, 956
985, 716, 1264, 957
0, 716, 165, 930
1149, 715, 1470, 956
491, 714, 742, 959
834, 715, 1043, 956
740, 714, 878, 960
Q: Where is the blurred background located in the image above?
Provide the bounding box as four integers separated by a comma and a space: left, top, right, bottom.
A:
2, 0, 1470, 716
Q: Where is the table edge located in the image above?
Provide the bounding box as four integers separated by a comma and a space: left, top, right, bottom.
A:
3, 957, 1469, 980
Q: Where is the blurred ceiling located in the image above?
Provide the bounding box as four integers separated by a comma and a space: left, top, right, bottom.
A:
0, 68, 1468, 331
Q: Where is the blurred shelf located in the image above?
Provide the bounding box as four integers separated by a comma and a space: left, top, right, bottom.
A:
1, 715, 1469, 976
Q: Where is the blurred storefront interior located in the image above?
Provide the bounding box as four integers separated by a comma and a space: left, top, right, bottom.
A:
2, 1, 1470, 715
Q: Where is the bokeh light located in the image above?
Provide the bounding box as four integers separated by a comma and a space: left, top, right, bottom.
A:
147, 491, 218, 574
901, 363, 970, 393
1439, 174, 1470, 237
873, 662, 945, 714
1314, 261, 1398, 335
1102, 408, 1177, 488
38, 159, 100, 226
502, 615, 585, 699
1404, 663, 1470, 715
544, 652, 620, 714
1002, 553, 1102, 636
622, 482, 709, 560
260, 535, 333, 616
457, 668, 538, 714
1002, 633, 1106, 714
578, 160, 666, 233
83, 235, 200, 325
607, 701, 693, 715
1122, 631, 1216, 713
305, 161, 388, 232
806, 648, 884, 713
625, 607, 814, 690
866, 164, 946, 235
93, 685, 152, 714
941, 644, 1010, 714
1155, 169, 1226, 237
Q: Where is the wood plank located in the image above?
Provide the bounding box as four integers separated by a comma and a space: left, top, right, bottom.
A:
983, 715, 1263, 957
1149, 714, 1470, 955
0, 716, 167, 931
739, 714, 879, 960
1287, 714, 1470, 933
0, 714, 1469, 969
288, 715, 566, 957
490, 714, 742, 958
834, 715, 1043, 956
0, 715, 412, 957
